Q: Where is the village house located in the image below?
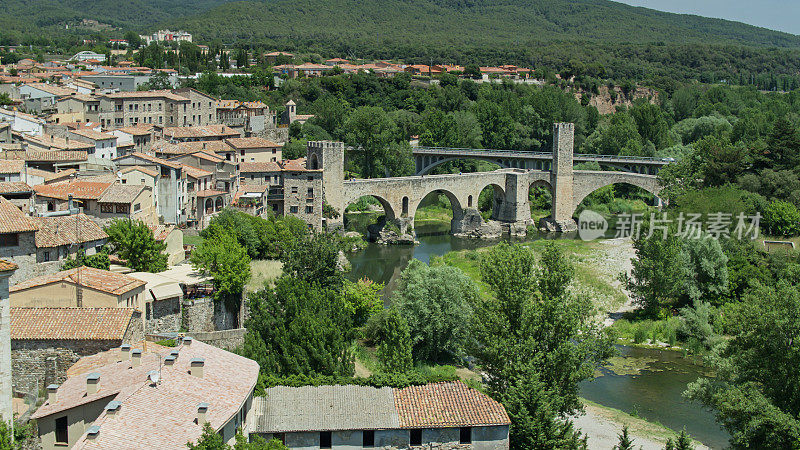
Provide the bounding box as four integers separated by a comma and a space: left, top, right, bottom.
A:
0, 150, 88, 172
227, 137, 281, 163
161, 124, 240, 143
96, 89, 216, 129
10, 307, 142, 396
0, 108, 46, 136
252, 381, 510, 449
54, 94, 100, 124
215, 100, 274, 135
0, 259, 17, 426
67, 128, 118, 160
0, 181, 33, 210
113, 152, 186, 225
33, 180, 157, 226
18, 83, 77, 114
181, 164, 215, 227
10, 266, 147, 310
32, 338, 258, 449
265, 51, 293, 65
170, 150, 239, 193
109, 125, 154, 154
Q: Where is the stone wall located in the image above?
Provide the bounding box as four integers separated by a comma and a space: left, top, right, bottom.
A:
181, 297, 239, 332
146, 297, 181, 334
255, 127, 289, 144
188, 329, 246, 351
11, 339, 120, 395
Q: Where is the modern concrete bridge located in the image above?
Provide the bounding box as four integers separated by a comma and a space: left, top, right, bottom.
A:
311, 123, 665, 236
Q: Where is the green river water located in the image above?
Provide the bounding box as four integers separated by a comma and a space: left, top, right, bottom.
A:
345, 224, 730, 449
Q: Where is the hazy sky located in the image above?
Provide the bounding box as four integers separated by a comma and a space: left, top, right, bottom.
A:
614, 0, 800, 35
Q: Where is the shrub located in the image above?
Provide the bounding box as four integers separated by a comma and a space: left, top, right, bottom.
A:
763, 200, 800, 236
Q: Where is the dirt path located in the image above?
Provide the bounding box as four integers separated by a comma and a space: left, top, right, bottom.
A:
592, 237, 639, 327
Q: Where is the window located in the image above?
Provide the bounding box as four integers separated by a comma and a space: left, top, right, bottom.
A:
115, 204, 129, 214
320, 431, 332, 449
307, 176, 314, 181
141, 178, 146, 184
409, 429, 422, 446
306, 206, 313, 214
362, 430, 375, 447
121, 179, 127, 184
459, 427, 472, 444
0, 233, 18, 247
307, 188, 314, 198
55, 416, 68, 444
273, 433, 286, 445
291, 187, 298, 194
47, 201, 55, 212
241, 150, 246, 156
133, 203, 141, 212
43, 251, 50, 262
290, 206, 298, 214
101, 203, 114, 213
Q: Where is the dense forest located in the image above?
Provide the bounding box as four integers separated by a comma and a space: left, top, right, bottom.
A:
5, 0, 800, 86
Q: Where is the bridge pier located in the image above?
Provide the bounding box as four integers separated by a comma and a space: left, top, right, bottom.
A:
539, 123, 578, 232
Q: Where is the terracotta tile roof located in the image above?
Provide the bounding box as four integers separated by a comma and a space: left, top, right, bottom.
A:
0, 150, 88, 162
393, 381, 510, 428
188, 151, 224, 163
0, 197, 37, 233
33, 213, 107, 248
23, 83, 77, 97
66, 342, 172, 377
34, 340, 259, 450
121, 166, 158, 178
0, 259, 17, 272
195, 189, 227, 197
69, 129, 116, 141
179, 140, 233, 153
11, 267, 146, 296
0, 159, 25, 173
11, 307, 134, 341
240, 161, 281, 173
226, 137, 280, 149
116, 152, 181, 170
98, 184, 145, 204
281, 157, 313, 172
0, 181, 32, 194
162, 125, 240, 140
34, 180, 112, 200
181, 164, 212, 179
44, 168, 76, 182
25, 135, 95, 151
113, 125, 154, 136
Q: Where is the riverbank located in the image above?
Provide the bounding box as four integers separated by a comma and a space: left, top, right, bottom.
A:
576, 399, 710, 450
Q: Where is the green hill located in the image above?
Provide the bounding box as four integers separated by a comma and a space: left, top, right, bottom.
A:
176, 0, 800, 49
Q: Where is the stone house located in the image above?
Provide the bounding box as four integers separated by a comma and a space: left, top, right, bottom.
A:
96, 89, 216, 129
33, 213, 108, 265
120, 165, 158, 208
150, 225, 184, 266
161, 124, 240, 143
113, 152, 186, 225
67, 128, 118, 160
0, 197, 39, 285
109, 125, 154, 155
18, 83, 76, 114
95, 183, 157, 226
216, 100, 274, 135
55, 94, 100, 124
252, 381, 510, 449
24, 134, 95, 153
0, 180, 33, 211
170, 151, 238, 193
240, 161, 282, 185
32, 338, 259, 450
228, 137, 281, 163
10, 266, 147, 310
182, 164, 214, 226
10, 307, 142, 395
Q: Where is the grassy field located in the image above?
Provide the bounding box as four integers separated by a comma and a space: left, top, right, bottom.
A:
246, 260, 283, 293
183, 234, 204, 246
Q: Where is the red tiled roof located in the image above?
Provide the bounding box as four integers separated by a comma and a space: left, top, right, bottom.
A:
121, 166, 158, 178
162, 125, 239, 140
393, 381, 510, 428
226, 137, 280, 149
34, 180, 112, 200
181, 164, 212, 179
0, 197, 37, 234
0, 181, 32, 194
33, 213, 107, 248
11, 267, 146, 295
0, 159, 25, 173
0, 259, 18, 272
11, 307, 134, 340
116, 152, 181, 170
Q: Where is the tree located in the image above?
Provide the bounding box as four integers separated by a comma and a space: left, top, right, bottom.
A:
394, 260, 478, 362
0, 420, 11, 450
104, 219, 167, 272
191, 232, 251, 319
473, 242, 611, 448
124, 31, 142, 50
376, 308, 413, 373
138, 71, 172, 91
188, 423, 287, 449
673, 429, 695, 450
622, 229, 686, 315
62, 249, 110, 271
757, 117, 800, 171
763, 200, 800, 237
342, 278, 382, 327
615, 425, 635, 450
686, 281, 800, 448
344, 106, 397, 178
281, 233, 343, 288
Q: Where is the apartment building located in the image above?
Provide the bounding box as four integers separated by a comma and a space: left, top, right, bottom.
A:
97, 89, 217, 129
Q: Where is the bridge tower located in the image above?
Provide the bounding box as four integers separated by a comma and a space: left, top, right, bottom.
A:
308, 141, 345, 229
540, 123, 578, 232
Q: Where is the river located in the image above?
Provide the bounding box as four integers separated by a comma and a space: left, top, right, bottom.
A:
345, 225, 729, 448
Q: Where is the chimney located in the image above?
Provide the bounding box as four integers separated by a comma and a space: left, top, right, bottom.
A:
65, 136, 70, 146
182, 336, 193, 346
164, 355, 176, 366
46, 384, 59, 403
119, 344, 131, 362
196, 403, 209, 425
104, 400, 121, 417
86, 373, 100, 395
86, 425, 100, 441
131, 349, 142, 367
189, 358, 204, 378
169, 349, 180, 359
68, 194, 74, 212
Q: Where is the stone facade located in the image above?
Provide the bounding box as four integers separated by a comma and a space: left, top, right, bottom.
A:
281, 171, 323, 232
145, 297, 181, 334
308, 141, 344, 229
11, 313, 143, 395
188, 329, 246, 351
181, 297, 239, 332
0, 267, 14, 424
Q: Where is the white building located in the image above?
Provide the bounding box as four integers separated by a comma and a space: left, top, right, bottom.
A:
69, 51, 107, 63
139, 30, 192, 45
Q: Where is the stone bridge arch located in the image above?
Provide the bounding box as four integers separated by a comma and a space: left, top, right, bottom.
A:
343, 193, 398, 221
415, 155, 550, 175
571, 171, 662, 215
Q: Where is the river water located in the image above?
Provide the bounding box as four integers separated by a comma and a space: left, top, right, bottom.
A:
345, 225, 729, 448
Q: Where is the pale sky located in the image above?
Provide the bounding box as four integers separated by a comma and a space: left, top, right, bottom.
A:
613, 0, 800, 35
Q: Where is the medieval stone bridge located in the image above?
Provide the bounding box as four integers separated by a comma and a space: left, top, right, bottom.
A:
310, 123, 665, 235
